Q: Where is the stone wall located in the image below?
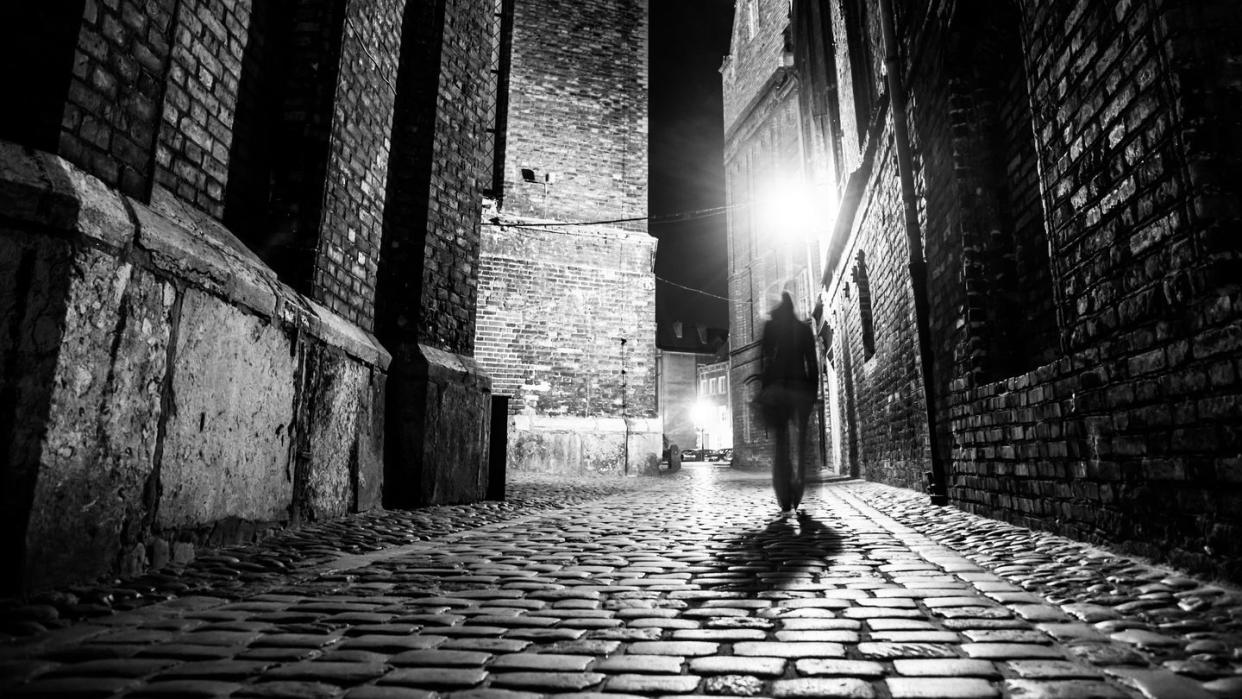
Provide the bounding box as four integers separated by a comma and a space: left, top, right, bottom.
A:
502, 0, 648, 231
0, 145, 387, 592
818, 0, 1242, 580
0, 0, 498, 589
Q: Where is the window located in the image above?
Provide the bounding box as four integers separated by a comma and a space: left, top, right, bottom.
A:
842, 0, 877, 142
482, 0, 515, 199
853, 252, 875, 360
0, 2, 83, 151
224, 0, 335, 291
951, 0, 1057, 380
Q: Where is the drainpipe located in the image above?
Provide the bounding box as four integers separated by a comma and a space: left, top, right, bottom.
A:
877, 0, 949, 506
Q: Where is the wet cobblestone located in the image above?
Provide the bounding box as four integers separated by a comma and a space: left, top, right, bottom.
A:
0, 475, 659, 638
1, 467, 1240, 698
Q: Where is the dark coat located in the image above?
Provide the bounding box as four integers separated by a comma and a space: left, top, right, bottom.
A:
760, 302, 818, 394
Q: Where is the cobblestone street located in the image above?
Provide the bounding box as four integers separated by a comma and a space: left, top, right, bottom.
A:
2, 465, 1240, 699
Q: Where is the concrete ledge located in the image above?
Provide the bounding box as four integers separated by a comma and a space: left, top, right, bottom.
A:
0, 140, 132, 248
0, 141, 391, 590
0, 140, 389, 372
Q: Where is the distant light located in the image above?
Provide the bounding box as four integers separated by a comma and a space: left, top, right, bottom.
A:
692, 400, 713, 428
755, 176, 837, 245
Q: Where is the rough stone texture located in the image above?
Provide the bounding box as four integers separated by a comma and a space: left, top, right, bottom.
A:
385, 346, 492, 508
509, 416, 662, 476
296, 344, 386, 521
25, 261, 171, 587
814, 0, 1242, 579
0, 146, 390, 592
157, 288, 297, 529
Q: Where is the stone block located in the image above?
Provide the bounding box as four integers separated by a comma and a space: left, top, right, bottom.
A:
385, 344, 492, 507
295, 342, 385, 520
24, 256, 172, 590
157, 287, 296, 529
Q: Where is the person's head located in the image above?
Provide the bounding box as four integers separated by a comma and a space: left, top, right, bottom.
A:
772, 291, 795, 318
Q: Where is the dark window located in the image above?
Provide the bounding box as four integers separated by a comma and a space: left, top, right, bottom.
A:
481, 0, 514, 200
223, 0, 345, 291
841, 0, 876, 137
853, 252, 875, 360
954, 0, 1057, 380
0, 2, 83, 150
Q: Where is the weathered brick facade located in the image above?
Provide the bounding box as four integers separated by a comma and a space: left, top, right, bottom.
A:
804, 0, 1242, 579
0, 0, 497, 590
501, 0, 648, 230
475, 0, 660, 475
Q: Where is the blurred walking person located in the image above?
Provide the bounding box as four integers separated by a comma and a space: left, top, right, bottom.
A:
757, 292, 819, 515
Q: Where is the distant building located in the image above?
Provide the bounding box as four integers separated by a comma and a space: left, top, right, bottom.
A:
721, 0, 833, 471
696, 360, 732, 450
656, 322, 728, 453
474, 0, 659, 475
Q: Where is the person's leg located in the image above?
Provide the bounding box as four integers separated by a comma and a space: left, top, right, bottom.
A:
770, 404, 792, 512
789, 398, 813, 511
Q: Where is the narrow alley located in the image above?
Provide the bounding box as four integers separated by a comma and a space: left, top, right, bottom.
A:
3, 465, 1238, 698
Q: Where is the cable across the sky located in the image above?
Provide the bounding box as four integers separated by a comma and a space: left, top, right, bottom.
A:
482, 203, 735, 228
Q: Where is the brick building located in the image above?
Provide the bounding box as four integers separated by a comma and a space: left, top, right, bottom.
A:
790, 0, 1242, 579
722, 0, 831, 472
0, 0, 496, 591
696, 359, 733, 451
474, 0, 661, 475
655, 322, 728, 455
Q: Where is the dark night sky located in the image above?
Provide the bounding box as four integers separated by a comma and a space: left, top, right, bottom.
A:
649, 0, 736, 331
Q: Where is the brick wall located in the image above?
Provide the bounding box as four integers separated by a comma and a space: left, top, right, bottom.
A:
823, 140, 930, 491
944, 0, 1242, 577
476, 223, 657, 419
377, 0, 491, 356
819, 0, 1242, 579
60, 0, 177, 199
311, 0, 404, 328
154, 0, 248, 216
721, 0, 790, 133
502, 0, 647, 230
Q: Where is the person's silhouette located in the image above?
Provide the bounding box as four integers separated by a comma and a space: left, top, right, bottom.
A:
758, 292, 818, 515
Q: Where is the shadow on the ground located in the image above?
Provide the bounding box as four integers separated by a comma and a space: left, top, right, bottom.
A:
711, 511, 845, 592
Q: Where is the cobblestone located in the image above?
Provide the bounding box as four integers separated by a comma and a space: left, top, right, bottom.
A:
1, 468, 1240, 697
